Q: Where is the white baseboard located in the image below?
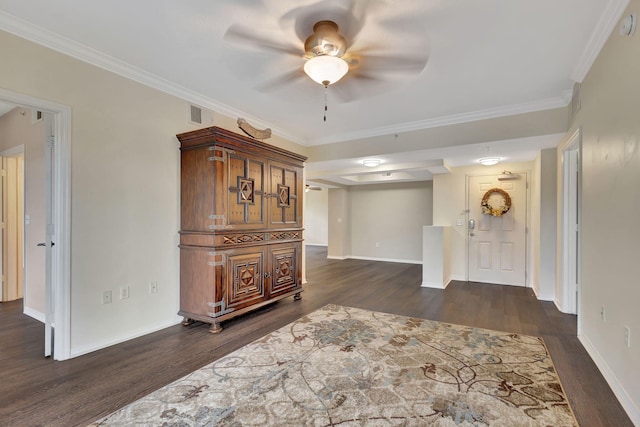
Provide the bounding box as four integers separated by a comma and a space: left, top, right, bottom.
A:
305, 243, 328, 247
23, 306, 45, 323
450, 274, 465, 282
326, 255, 422, 264
421, 277, 452, 289
578, 333, 640, 425
70, 317, 183, 358
347, 255, 422, 265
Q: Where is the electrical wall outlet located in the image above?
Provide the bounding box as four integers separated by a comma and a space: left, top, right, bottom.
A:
624, 326, 631, 348
120, 286, 129, 300
102, 290, 112, 304
149, 281, 158, 294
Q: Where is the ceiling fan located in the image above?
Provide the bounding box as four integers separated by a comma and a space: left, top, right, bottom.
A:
223, 2, 429, 105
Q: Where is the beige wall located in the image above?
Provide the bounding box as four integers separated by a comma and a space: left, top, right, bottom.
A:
537, 148, 557, 300
0, 29, 307, 356
564, 0, 640, 419
307, 107, 569, 162
304, 188, 328, 246
531, 148, 558, 301
327, 188, 351, 259
349, 182, 432, 263
0, 107, 46, 314
327, 182, 432, 263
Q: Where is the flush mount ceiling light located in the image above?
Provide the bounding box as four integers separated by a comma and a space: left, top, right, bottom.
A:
303, 55, 349, 86
362, 159, 382, 167
479, 157, 500, 166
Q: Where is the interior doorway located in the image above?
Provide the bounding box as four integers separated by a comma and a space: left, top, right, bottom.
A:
0, 88, 71, 360
467, 172, 529, 286
0, 149, 25, 303
559, 129, 581, 316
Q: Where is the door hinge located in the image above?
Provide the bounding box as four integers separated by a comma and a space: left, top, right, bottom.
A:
207, 299, 235, 317
208, 214, 233, 230
206, 252, 226, 267
207, 146, 235, 162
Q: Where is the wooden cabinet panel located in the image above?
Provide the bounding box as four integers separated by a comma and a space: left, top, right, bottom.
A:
269, 243, 300, 297
177, 127, 306, 333
225, 248, 266, 310
226, 152, 265, 229
268, 161, 302, 228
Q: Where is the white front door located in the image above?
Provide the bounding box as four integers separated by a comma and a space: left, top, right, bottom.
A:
468, 173, 527, 286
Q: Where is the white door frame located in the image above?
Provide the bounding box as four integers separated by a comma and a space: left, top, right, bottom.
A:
558, 128, 581, 317
0, 88, 71, 360
465, 171, 530, 286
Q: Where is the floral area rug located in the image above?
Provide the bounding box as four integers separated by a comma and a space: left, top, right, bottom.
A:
90, 304, 578, 426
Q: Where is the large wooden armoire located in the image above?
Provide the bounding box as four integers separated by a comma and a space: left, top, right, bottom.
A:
177, 126, 306, 333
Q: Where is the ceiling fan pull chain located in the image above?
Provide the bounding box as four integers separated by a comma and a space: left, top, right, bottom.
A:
323, 80, 329, 122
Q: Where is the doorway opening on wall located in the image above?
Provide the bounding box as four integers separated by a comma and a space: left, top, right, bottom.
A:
559, 129, 581, 317
0, 146, 25, 304
0, 89, 71, 360
466, 172, 529, 287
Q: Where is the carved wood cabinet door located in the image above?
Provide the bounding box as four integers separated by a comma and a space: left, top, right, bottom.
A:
223, 247, 266, 313
225, 151, 266, 230
268, 161, 302, 228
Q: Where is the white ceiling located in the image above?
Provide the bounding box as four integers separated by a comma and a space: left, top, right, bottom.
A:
0, 0, 627, 185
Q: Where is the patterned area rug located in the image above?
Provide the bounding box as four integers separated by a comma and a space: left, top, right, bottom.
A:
90, 305, 578, 426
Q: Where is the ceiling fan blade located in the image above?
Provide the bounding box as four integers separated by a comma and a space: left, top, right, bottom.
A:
255, 68, 307, 92
330, 72, 385, 103
356, 54, 428, 73
224, 24, 302, 56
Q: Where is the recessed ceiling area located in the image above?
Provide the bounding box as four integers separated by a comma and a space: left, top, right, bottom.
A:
306, 133, 564, 187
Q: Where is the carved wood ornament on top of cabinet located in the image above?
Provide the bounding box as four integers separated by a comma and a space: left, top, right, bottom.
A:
177, 126, 306, 333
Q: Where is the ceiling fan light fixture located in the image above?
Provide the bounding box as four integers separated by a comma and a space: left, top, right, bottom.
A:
304, 55, 349, 86
304, 20, 347, 57
479, 157, 500, 166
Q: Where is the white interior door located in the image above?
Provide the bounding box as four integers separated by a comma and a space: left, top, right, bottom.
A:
468, 174, 527, 286
43, 115, 54, 357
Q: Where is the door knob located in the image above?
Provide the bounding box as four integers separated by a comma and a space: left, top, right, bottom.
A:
37, 242, 55, 247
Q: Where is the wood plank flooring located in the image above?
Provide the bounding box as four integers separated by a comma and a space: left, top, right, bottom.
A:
0, 246, 632, 426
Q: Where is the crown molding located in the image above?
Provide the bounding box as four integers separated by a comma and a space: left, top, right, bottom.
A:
307, 95, 570, 146
0, 6, 610, 148
571, 0, 630, 83
0, 11, 305, 145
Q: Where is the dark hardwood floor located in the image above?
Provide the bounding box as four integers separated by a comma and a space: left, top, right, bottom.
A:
0, 246, 632, 426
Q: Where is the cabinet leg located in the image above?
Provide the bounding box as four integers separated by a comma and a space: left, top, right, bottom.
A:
181, 317, 195, 326
294, 292, 302, 301
209, 322, 223, 334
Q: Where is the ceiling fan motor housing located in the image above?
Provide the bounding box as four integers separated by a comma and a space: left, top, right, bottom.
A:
304, 20, 347, 57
